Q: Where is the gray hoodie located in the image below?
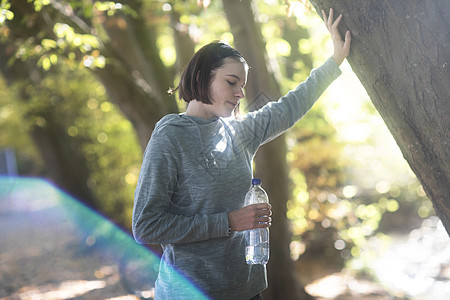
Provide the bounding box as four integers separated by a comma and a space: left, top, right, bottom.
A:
133, 58, 341, 299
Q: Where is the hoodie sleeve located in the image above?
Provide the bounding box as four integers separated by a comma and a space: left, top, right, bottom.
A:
242, 58, 341, 152
132, 125, 229, 245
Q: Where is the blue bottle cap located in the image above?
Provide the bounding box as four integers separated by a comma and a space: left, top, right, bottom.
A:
252, 178, 261, 185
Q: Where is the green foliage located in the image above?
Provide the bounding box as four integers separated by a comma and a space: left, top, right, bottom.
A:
45, 66, 141, 226
0, 77, 44, 175
0, 0, 14, 24
32, 0, 50, 12
286, 102, 348, 256
0, 61, 141, 227
2, 1, 138, 72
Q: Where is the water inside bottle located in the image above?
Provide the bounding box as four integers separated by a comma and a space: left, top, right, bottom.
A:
245, 242, 269, 264
245, 228, 269, 264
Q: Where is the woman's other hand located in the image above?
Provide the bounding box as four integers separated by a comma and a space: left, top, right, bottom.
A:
323, 8, 351, 66
228, 203, 272, 232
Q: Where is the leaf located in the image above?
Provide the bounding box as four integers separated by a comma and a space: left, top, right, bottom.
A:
42, 57, 51, 70
41, 39, 57, 50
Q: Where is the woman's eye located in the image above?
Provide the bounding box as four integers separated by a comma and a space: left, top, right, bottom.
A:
227, 80, 236, 86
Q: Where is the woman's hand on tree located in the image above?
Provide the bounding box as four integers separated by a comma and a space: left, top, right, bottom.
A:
227, 203, 272, 232
323, 8, 351, 66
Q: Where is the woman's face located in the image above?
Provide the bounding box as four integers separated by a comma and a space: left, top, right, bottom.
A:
207, 58, 248, 118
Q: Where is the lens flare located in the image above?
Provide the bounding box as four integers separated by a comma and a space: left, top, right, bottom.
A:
0, 176, 209, 299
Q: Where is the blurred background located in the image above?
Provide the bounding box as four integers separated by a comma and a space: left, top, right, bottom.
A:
1, 1, 449, 299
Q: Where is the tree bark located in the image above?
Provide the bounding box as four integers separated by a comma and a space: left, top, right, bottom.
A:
310, 0, 450, 234
222, 1, 313, 299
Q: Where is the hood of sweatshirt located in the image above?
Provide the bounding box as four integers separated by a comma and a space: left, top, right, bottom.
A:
154, 113, 237, 176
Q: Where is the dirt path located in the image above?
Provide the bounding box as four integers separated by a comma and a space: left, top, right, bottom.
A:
0, 177, 139, 300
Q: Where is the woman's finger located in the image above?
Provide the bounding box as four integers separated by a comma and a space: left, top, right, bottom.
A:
328, 8, 334, 29
257, 206, 272, 217
256, 216, 272, 227
332, 13, 343, 31
322, 10, 328, 25
344, 30, 351, 50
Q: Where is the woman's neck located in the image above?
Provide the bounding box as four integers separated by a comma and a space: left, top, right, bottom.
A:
185, 100, 215, 120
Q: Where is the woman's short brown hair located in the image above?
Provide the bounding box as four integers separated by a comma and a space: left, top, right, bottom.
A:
172, 41, 247, 104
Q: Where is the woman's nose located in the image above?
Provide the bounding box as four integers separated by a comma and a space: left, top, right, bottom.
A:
236, 87, 245, 99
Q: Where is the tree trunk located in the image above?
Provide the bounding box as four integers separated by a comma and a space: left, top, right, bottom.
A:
222, 1, 313, 299
28, 114, 99, 209
170, 8, 196, 73
96, 4, 179, 148
309, 0, 450, 235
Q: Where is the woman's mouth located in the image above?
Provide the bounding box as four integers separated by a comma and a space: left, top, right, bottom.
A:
227, 100, 240, 108
227, 101, 238, 108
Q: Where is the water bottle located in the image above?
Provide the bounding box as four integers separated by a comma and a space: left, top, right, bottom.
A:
244, 178, 270, 265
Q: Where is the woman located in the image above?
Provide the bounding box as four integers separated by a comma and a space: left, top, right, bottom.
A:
133, 8, 351, 300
